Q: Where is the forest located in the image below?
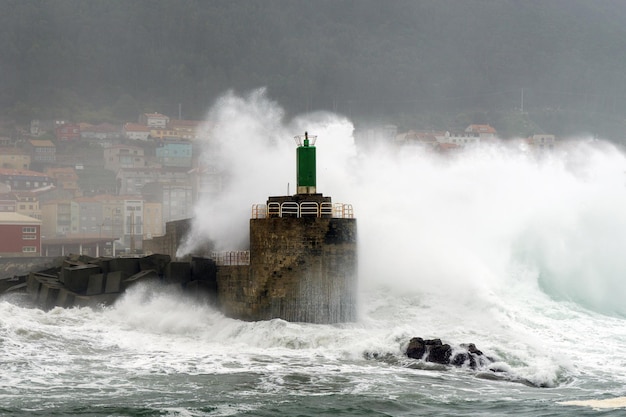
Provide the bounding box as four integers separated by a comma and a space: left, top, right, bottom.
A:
2, 0, 626, 139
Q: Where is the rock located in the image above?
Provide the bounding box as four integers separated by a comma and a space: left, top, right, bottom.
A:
406, 337, 492, 369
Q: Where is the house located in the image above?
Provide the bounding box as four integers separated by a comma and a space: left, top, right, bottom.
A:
123, 198, 144, 252
0, 192, 16, 212
80, 123, 122, 145
12, 190, 42, 220
440, 130, 480, 147
74, 195, 106, 236
40, 199, 78, 237
0, 147, 30, 169
465, 124, 497, 139
395, 130, 439, 147
354, 124, 398, 147
0, 212, 42, 256
143, 200, 163, 239
156, 141, 193, 168
123, 123, 151, 141
189, 164, 222, 203
103, 144, 146, 172
168, 119, 203, 140
27, 139, 56, 165
149, 128, 179, 141
45, 167, 80, 196
116, 167, 189, 196
527, 134, 556, 151
142, 180, 193, 224
139, 112, 170, 128
55, 123, 81, 142
0, 168, 54, 191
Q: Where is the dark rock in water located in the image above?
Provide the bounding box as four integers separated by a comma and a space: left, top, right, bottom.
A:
406, 337, 491, 369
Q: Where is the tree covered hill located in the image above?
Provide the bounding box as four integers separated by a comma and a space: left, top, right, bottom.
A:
2, 0, 626, 138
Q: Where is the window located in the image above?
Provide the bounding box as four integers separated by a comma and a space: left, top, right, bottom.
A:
22, 235, 37, 240
22, 227, 36, 233
22, 246, 37, 253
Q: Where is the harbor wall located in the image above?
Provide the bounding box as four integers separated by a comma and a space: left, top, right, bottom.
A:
217, 217, 357, 323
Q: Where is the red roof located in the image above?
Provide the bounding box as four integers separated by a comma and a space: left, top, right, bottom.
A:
123, 123, 151, 132
0, 168, 51, 177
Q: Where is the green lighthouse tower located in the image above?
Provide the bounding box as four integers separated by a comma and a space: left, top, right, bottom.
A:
296, 131, 316, 194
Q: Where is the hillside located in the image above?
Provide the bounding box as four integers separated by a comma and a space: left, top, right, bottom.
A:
2, 0, 626, 139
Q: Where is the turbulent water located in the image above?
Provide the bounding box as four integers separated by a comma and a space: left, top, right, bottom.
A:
3, 92, 626, 416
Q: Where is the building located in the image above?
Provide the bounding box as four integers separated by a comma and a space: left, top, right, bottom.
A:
465, 124, 497, 139
116, 167, 189, 196
0, 168, 54, 191
0, 147, 30, 169
55, 123, 81, 142
12, 191, 42, 220
40, 199, 77, 237
440, 130, 480, 147
45, 167, 80, 196
155, 141, 193, 168
99, 195, 125, 242
149, 128, 179, 141
74, 195, 106, 236
189, 164, 223, 203
143, 201, 163, 239
141, 181, 193, 224
0, 192, 16, 212
0, 212, 42, 256
123, 123, 151, 141
103, 144, 146, 173
169, 119, 202, 140
80, 123, 122, 145
27, 139, 56, 166
395, 130, 439, 147
528, 134, 556, 151
139, 112, 170, 129
123, 198, 144, 252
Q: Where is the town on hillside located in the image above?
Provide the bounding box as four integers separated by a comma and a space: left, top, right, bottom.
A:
0, 115, 556, 259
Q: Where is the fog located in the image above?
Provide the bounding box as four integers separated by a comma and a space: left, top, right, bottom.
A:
3, 1, 626, 139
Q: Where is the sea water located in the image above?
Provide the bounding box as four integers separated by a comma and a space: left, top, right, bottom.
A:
2, 92, 626, 416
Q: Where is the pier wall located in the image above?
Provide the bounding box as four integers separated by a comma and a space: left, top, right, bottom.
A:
217, 217, 357, 323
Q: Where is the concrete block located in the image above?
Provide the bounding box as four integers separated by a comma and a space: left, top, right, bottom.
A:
104, 270, 131, 293
96, 257, 113, 274
139, 254, 171, 275
164, 261, 191, 285
38, 281, 62, 310
63, 264, 102, 294
108, 257, 140, 275
86, 273, 105, 295
191, 257, 217, 282
73, 293, 119, 308
27, 273, 42, 302
56, 288, 78, 308
121, 269, 159, 291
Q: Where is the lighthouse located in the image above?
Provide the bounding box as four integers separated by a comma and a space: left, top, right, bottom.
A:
296, 131, 316, 194
215, 132, 358, 323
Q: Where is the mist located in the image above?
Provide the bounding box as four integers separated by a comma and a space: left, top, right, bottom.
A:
182, 90, 626, 317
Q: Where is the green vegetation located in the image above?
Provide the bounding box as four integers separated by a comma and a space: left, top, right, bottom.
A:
2, 0, 626, 140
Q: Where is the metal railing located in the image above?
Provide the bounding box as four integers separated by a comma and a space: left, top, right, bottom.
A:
211, 251, 250, 265
251, 202, 354, 219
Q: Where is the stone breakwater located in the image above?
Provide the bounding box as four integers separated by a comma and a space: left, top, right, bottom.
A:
1, 253, 217, 310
